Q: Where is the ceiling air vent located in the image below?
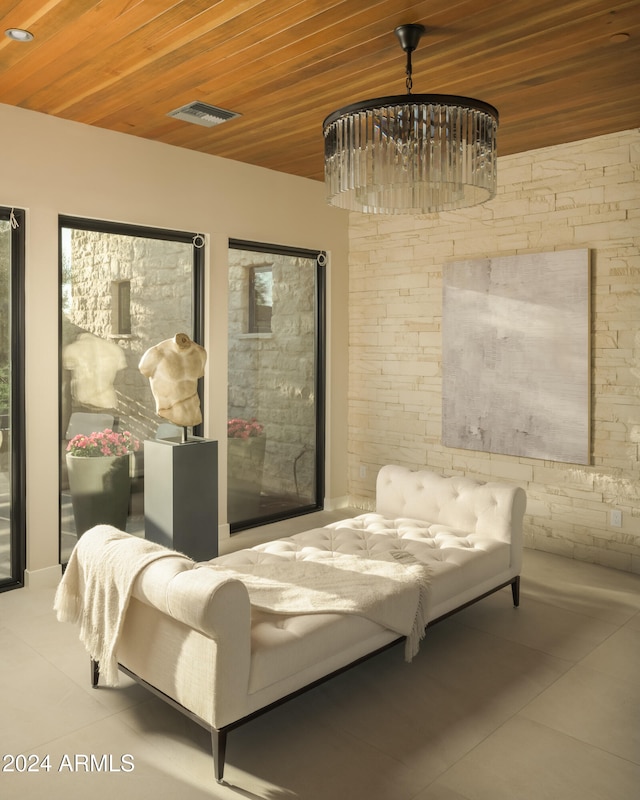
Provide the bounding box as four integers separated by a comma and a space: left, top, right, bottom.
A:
167, 101, 240, 127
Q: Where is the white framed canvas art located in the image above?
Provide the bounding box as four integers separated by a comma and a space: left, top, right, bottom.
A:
442, 249, 590, 464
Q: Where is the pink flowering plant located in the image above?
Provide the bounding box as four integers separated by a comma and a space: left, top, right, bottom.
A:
66, 428, 140, 457
227, 417, 264, 439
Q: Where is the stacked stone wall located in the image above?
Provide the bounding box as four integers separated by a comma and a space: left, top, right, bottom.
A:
228, 249, 316, 500
347, 129, 640, 572
64, 231, 193, 440
63, 231, 318, 502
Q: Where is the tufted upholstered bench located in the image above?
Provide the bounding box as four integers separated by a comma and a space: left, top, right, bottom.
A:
87, 465, 527, 784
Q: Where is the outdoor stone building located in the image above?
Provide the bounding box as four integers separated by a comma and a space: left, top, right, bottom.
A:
61, 229, 194, 443
228, 247, 317, 505
62, 230, 318, 512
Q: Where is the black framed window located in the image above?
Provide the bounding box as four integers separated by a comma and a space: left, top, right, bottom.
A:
228, 240, 325, 531
111, 280, 131, 335
59, 217, 204, 563
248, 266, 273, 333
0, 207, 26, 592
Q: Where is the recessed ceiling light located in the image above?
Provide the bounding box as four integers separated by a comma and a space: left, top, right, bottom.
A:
5, 28, 34, 42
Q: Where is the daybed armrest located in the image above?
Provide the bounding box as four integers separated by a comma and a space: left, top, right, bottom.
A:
126, 557, 253, 729
132, 557, 251, 640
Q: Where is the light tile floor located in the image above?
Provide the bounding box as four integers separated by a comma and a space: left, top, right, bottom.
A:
1, 510, 639, 800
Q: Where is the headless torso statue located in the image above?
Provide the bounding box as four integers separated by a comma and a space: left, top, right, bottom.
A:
139, 333, 207, 438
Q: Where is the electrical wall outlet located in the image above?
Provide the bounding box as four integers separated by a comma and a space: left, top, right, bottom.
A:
359, 465, 367, 479
610, 509, 623, 528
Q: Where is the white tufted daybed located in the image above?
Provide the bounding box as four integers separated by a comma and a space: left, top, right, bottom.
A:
61, 464, 526, 784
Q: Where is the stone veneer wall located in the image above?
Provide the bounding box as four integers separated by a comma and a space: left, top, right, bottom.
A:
64, 230, 193, 440
228, 248, 317, 500
347, 129, 639, 573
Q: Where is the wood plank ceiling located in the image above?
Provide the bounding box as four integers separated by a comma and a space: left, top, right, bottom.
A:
1, 0, 638, 182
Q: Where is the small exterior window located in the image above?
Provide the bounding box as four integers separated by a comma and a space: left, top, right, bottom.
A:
248, 266, 272, 333
111, 279, 131, 335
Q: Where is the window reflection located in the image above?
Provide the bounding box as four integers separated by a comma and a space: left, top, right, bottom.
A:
59, 220, 202, 562
0, 218, 12, 583
227, 241, 324, 531
0, 207, 25, 590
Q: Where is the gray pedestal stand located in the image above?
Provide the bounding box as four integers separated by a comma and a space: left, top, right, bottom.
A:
144, 436, 218, 561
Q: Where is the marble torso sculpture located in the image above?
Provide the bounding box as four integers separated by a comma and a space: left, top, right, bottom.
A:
139, 333, 206, 427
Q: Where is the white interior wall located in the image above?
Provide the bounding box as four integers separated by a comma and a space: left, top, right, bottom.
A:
0, 103, 349, 582
4, 101, 637, 583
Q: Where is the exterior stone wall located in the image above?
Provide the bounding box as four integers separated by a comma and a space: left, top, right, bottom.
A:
347, 129, 640, 573
63, 231, 318, 503
63, 230, 194, 441
228, 248, 317, 500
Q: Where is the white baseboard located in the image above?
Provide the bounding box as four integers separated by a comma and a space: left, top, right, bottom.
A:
24, 564, 62, 589
218, 523, 231, 541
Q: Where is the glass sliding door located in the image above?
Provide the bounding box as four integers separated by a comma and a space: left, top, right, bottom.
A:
0, 207, 26, 591
59, 217, 204, 563
227, 240, 325, 531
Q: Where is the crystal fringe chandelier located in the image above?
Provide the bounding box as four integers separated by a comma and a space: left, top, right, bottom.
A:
323, 24, 499, 215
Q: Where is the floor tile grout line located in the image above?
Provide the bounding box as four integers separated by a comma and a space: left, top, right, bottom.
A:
509, 713, 640, 769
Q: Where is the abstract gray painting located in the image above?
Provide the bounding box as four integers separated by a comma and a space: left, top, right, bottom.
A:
442, 249, 590, 464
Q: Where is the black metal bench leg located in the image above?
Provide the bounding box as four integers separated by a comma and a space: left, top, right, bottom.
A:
212, 728, 227, 784
511, 576, 520, 607
91, 659, 100, 687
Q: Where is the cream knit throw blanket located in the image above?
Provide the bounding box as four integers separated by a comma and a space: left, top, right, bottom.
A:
54, 525, 186, 686
199, 549, 431, 661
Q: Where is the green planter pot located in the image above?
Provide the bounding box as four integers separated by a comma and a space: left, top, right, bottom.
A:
66, 453, 131, 536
